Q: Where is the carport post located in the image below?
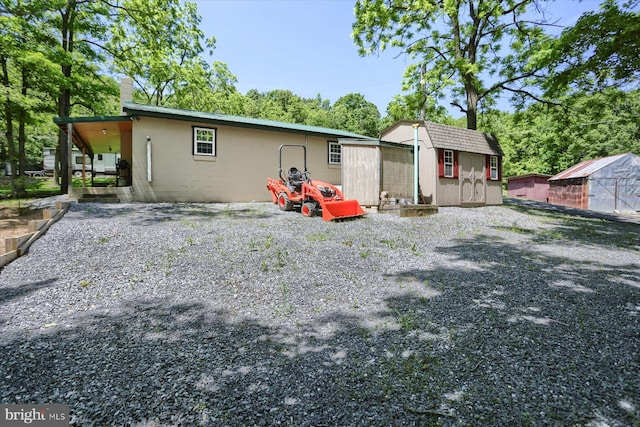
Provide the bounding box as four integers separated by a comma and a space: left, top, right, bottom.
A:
412, 123, 420, 204
67, 123, 73, 195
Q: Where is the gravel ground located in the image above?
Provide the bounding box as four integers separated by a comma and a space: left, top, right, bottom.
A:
1, 200, 639, 426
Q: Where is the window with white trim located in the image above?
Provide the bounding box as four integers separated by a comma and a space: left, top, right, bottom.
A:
444, 149, 454, 178
328, 141, 341, 165
193, 127, 216, 156
490, 155, 499, 180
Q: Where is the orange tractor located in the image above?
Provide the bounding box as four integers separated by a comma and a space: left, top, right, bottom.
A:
266, 144, 366, 221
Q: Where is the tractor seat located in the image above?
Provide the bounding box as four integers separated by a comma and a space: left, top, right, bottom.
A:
287, 167, 304, 192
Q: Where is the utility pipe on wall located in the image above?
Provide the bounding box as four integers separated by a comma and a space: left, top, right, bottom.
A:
412, 123, 420, 204
146, 136, 152, 183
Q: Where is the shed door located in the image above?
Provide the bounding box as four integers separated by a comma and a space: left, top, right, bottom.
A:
459, 153, 486, 204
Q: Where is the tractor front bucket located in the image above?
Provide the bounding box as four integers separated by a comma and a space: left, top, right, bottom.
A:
320, 199, 366, 221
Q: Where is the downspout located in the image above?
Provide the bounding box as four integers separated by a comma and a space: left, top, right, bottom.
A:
412, 123, 420, 204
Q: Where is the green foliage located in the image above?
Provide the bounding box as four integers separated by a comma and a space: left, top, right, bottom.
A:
543, 0, 640, 97
330, 93, 381, 137
108, 0, 238, 112
481, 89, 640, 177
239, 89, 382, 136
352, 0, 553, 129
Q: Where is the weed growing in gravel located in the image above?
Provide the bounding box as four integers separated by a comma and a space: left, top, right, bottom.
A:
395, 309, 418, 330
539, 228, 564, 241
275, 281, 295, 316
359, 245, 372, 259
306, 232, 328, 243
79, 280, 92, 288
410, 242, 419, 255
509, 222, 532, 234
380, 239, 395, 248
97, 237, 109, 244
264, 233, 273, 249
180, 220, 200, 230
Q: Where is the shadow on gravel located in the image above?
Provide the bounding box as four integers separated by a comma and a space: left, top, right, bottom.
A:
1, 205, 639, 426
1, 236, 639, 427
0, 298, 456, 426
500, 202, 640, 251
68, 203, 276, 225
0, 278, 57, 305
385, 234, 640, 426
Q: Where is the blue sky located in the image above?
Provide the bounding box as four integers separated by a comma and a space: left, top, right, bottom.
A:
194, 0, 604, 117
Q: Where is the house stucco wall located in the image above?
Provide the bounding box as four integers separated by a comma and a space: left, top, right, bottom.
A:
130, 116, 341, 202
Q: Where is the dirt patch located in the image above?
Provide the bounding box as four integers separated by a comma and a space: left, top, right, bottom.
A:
0, 206, 44, 254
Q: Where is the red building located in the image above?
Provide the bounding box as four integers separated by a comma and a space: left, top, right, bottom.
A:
506, 174, 551, 202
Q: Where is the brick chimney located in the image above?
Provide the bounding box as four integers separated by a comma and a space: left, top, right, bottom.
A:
120, 77, 133, 115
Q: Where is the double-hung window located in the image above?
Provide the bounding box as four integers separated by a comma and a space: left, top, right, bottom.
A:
444, 149, 454, 178
193, 127, 216, 156
328, 141, 341, 165
489, 155, 499, 180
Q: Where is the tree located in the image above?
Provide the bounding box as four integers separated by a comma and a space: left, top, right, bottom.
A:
107, 0, 236, 112
543, 0, 640, 97
0, 0, 62, 197
49, 0, 117, 192
329, 93, 381, 137
352, 0, 554, 130
482, 89, 640, 177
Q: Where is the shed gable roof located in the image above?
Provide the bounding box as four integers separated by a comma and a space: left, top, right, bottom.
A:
122, 102, 368, 139
379, 120, 502, 156
423, 122, 503, 156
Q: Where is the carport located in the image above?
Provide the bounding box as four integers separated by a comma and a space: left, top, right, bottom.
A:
53, 116, 133, 198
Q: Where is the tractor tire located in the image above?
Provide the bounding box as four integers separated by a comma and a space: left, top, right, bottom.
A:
301, 202, 318, 217
278, 193, 294, 211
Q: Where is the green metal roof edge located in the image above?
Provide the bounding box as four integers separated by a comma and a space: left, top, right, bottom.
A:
53, 116, 132, 124
122, 102, 369, 139
339, 138, 414, 150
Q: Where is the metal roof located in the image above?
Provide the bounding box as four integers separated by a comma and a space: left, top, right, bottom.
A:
122, 102, 369, 139
549, 153, 630, 181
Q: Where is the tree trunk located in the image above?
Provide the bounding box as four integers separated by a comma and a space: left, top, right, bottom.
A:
465, 80, 478, 131
1, 57, 20, 197
15, 68, 28, 197
57, 1, 75, 194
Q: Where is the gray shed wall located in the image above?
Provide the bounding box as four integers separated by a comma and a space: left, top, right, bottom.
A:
589, 153, 640, 213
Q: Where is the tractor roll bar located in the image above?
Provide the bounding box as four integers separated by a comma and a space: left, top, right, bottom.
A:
278, 144, 308, 181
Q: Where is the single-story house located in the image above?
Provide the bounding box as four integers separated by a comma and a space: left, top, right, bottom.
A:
506, 173, 552, 202
54, 81, 369, 203
342, 120, 503, 207
548, 152, 640, 213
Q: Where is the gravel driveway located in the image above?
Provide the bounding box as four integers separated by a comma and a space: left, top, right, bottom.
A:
1, 200, 639, 426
